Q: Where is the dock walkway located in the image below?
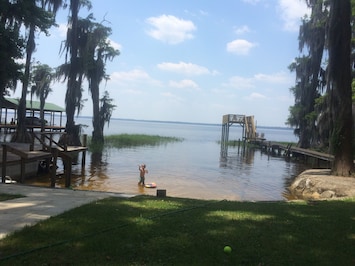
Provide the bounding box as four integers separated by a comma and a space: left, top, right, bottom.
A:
259, 141, 334, 164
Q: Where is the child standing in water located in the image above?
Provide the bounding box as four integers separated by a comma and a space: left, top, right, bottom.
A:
138, 164, 148, 185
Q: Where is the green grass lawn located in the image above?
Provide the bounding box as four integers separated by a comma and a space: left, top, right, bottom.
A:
0, 193, 24, 202
0, 195, 354, 265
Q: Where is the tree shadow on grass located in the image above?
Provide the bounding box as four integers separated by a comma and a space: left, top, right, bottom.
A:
1, 196, 354, 265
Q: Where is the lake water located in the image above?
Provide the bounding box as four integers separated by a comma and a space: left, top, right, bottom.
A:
19, 117, 310, 201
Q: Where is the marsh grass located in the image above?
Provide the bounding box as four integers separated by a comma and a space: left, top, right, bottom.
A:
219, 139, 244, 146
0, 195, 354, 265
88, 134, 183, 152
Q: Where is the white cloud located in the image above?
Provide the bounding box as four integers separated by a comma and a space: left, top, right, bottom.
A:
254, 72, 291, 84
157, 62, 214, 75
120, 88, 143, 95
111, 69, 150, 81
242, 0, 261, 5
234, 25, 250, 35
57, 23, 67, 38
146, 15, 196, 44
161, 92, 184, 103
224, 76, 254, 90
226, 39, 257, 55
277, 0, 311, 32
110, 69, 161, 87
107, 38, 122, 51
247, 92, 267, 100
169, 79, 199, 90
47, 23, 67, 39
224, 72, 292, 90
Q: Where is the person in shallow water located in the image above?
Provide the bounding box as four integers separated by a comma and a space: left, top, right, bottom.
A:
138, 164, 148, 185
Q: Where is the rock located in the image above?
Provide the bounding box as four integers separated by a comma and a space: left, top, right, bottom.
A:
289, 169, 355, 200
320, 190, 335, 199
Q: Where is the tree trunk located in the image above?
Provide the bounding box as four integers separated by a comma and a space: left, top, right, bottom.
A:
328, 0, 353, 176
63, 82, 82, 146
64, 0, 81, 146
91, 80, 104, 143
39, 95, 46, 145
11, 24, 35, 143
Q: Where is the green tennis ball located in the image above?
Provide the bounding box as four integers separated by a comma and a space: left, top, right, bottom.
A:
224, 246, 232, 253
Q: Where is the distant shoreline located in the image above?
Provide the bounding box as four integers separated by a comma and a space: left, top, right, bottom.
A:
4, 110, 294, 130
79, 116, 294, 131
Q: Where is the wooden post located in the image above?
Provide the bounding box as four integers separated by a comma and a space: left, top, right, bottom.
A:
63, 133, 68, 152
64, 157, 72, 188
30, 134, 34, 151
157, 189, 166, 197
20, 158, 25, 183
82, 134, 87, 168
51, 148, 58, 188
2, 144, 7, 183
220, 122, 230, 157
49, 133, 53, 148
41, 131, 45, 150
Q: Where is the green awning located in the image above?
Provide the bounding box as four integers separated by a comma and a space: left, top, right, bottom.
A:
3, 98, 65, 112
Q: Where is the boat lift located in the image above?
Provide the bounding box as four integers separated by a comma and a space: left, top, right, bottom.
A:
220, 114, 256, 157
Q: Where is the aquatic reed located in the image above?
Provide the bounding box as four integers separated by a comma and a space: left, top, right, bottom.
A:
88, 134, 183, 152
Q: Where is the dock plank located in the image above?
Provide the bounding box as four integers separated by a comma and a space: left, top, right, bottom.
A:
260, 141, 334, 162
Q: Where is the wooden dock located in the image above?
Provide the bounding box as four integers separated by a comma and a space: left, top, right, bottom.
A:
259, 141, 334, 166
1, 132, 87, 188
1, 143, 54, 183
31, 132, 87, 188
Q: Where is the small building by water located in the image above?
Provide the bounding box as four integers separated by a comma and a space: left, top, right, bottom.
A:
0, 97, 65, 132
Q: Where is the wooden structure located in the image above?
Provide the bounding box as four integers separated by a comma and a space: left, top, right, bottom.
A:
220, 114, 258, 157
0, 98, 88, 187
1, 143, 54, 183
31, 132, 87, 187
259, 141, 333, 167
1, 132, 87, 188
0, 98, 66, 132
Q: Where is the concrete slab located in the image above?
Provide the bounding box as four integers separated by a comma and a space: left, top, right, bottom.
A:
0, 184, 135, 239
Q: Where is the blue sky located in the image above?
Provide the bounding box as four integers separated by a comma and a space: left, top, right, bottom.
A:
11, 0, 311, 127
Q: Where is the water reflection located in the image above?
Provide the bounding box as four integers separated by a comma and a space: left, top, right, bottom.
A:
60, 145, 308, 201
18, 143, 309, 201
2, 121, 306, 201
77, 151, 109, 190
